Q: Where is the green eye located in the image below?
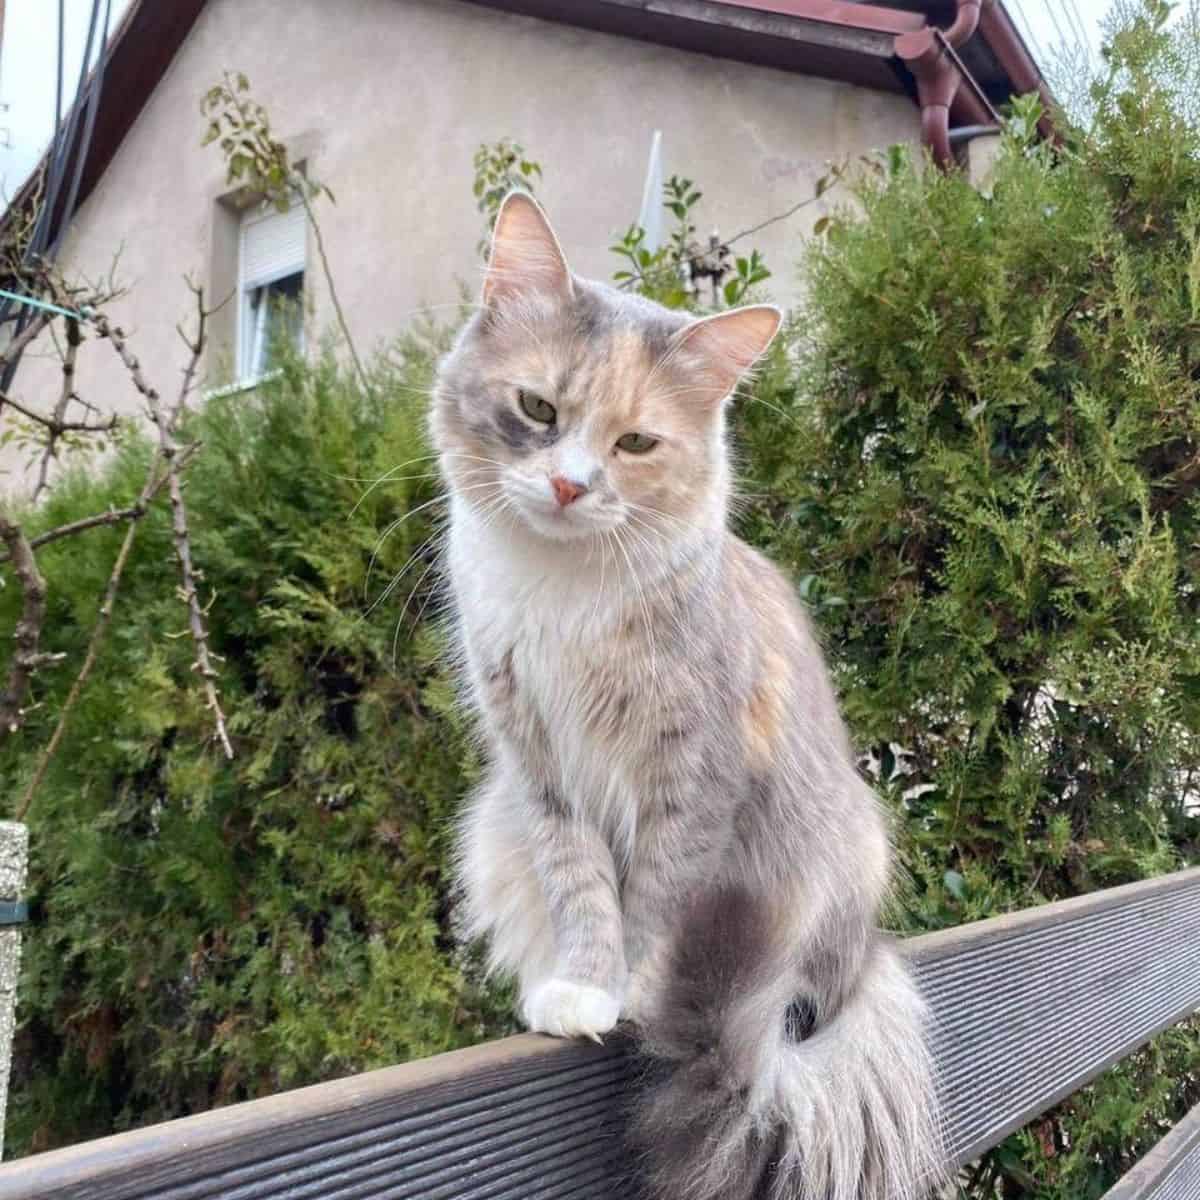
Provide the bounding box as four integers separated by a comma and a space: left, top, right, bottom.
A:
518, 388, 556, 424
616, 432, 659, 454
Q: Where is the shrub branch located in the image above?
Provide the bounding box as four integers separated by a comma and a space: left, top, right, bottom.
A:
93, 283, 233, 760
0, 511, 48, 736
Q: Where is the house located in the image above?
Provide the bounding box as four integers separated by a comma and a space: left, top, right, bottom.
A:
0, 0, 1050, 484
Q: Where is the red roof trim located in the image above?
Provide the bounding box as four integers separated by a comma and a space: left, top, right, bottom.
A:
711, 0, 924, 35
3, 0, 1051, 245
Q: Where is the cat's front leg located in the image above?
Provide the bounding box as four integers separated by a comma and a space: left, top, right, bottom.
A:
620, 783, 719, 1026
520, 773, 626, 1042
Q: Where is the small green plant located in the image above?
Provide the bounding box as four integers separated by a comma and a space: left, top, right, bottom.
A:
473, 139, 543, 257
201, 72, 368, 393
611, 174, 773, 309
201, 72, 330, 210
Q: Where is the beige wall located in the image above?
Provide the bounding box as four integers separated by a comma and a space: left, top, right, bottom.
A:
3, 0, 919, 490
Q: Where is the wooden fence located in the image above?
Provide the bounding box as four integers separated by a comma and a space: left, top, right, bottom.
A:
0, 867, 1197, 1199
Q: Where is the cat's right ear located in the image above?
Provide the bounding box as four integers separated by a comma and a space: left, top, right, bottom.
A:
482, 192, 574, 311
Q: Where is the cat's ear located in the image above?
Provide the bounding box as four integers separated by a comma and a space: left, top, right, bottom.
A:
669, 305, 782, 406
482, 192, 573, 309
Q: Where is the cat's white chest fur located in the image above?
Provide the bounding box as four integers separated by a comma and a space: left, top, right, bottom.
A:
448, 501, 641, 854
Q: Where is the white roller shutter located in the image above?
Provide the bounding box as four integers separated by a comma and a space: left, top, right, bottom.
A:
240, 202, 306, 289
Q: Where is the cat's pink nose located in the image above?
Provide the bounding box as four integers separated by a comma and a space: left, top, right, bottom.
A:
550, 475, 587, 507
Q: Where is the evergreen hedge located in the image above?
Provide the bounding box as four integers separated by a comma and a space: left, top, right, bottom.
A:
1, 4, 1197, 1195
733, 7, 1200, 1192
1, 333, 512, 1153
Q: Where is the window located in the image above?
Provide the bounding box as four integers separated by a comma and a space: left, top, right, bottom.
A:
238, 200, 306, 382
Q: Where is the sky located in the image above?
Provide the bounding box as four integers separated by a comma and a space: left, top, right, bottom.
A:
0, 0, 1127, 204
0, 0, 135, 201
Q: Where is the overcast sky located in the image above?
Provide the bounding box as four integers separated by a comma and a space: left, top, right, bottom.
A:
0, 0, 1118, 203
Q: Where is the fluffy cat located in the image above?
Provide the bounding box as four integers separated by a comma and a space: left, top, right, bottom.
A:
431, 192, 941, 1200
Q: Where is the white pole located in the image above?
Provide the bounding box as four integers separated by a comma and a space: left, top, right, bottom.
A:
638, 130, 664, 251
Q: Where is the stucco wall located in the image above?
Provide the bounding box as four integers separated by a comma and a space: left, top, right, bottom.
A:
2, 0, 919, 490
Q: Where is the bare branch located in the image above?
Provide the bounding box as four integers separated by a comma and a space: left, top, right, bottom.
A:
90, 312, 162, 418
0, 442, 199, 561
99, 287, 233, 759
159, 287, 233, 758
724, 162, 846, 247
33, 505, 145, 547
297, 188, 371, 396
0, 389, 118, 434
34, 316, 83, 500
0, 307, 55, 381
0, 510, 47, 736
11, 436, 204, 820
15, 516, 139, 821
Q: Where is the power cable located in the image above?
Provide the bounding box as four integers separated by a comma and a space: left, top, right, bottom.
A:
1, 0, 110, 391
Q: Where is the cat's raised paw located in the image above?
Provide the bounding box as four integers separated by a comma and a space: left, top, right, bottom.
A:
523, 979, 620, 1043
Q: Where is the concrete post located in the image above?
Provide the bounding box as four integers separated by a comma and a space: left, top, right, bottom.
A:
0, 822, 28, 1159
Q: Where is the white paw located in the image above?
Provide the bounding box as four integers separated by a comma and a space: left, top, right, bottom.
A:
522, 979, 621, 1043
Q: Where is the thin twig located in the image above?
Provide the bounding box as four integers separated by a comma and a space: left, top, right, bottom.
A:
97, 287, 233, 759
0, 442, 199, 560
0, 389, 117, 434
724, 164, 846, 247
725, 193, 825, 248
11, 438, 203, 819
0, 307, 55, 394
91, 312, 161, 412
30, 505, 147, 548
33, 316, 82, 500
298, 188, 371, 396
0, 510, 47, 736
15, 517, 138, 820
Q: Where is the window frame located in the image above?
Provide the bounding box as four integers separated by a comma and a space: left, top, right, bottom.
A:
235, 199, 307, 385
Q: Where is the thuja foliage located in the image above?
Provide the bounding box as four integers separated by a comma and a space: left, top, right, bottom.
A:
1, 335, 511, 1153
732, 5, 1200, 1194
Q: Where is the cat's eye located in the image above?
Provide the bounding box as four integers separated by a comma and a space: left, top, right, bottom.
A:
518, 388, 556, 425
616, 432, 659, 454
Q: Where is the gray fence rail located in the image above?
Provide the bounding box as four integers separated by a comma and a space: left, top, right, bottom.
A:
1101, 1098, 1200, 1200
0, 867, 1197, 1200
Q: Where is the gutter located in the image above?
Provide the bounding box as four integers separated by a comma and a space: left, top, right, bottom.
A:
895, 0, 995, 168
879, 0, 1056, 167
469, 0, 1052, 169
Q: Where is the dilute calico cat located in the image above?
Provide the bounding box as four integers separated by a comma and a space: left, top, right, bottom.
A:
432, 193, 941, 1200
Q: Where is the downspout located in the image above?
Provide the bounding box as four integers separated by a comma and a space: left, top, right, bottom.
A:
893, 0, 993, 169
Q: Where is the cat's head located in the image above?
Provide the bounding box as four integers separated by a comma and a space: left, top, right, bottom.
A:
432, 192, 779, 546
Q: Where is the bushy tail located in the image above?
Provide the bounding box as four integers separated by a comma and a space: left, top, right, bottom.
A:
628, 888, 943, 1200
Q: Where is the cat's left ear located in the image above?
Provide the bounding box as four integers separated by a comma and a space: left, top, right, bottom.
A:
482, 192, 573, 310
668, 305, 782, 406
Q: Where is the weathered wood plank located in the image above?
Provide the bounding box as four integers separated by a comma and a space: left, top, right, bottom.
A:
1100, 1099, 1200, 1200
0, 867, 1196, 1199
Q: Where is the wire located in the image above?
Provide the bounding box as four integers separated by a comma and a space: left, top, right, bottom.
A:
54, 0, 112, 258
1010, 0, 1049, 64
54, 0, 64, 140
1043, 0, 1073, 49
1062, 0, 1095, 59
0, 0, 109, 390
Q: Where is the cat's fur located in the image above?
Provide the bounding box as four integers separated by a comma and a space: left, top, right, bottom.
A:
432, 193, 941, 1200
